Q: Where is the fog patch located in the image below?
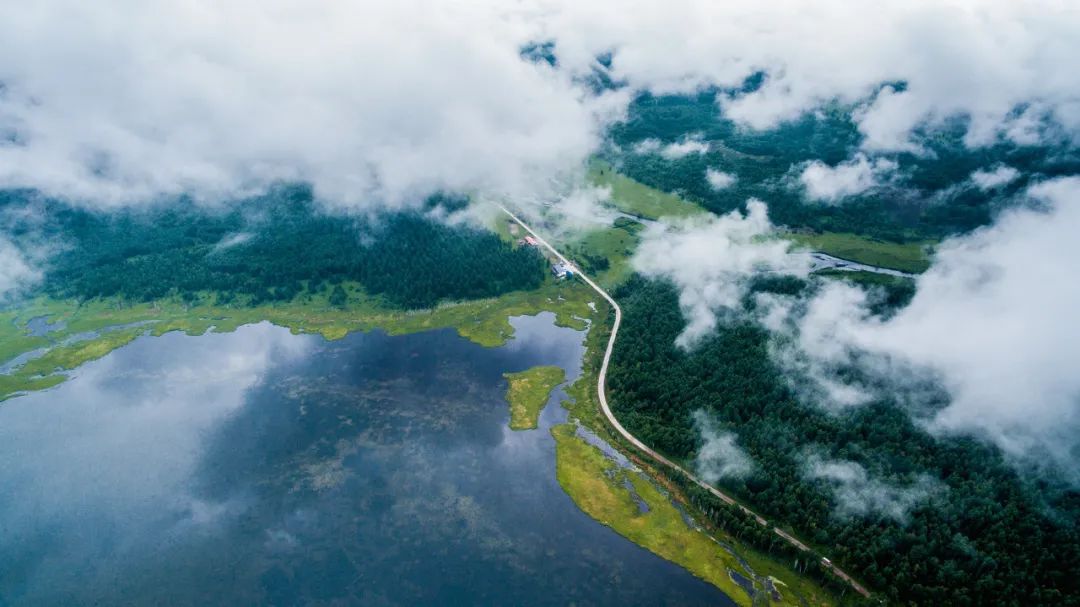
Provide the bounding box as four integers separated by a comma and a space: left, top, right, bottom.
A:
803, 452, 943, 523
660, 135, 709, 160
0, 237, 41, 300
632, 138, 663, 154
797, 153, 897, 203
212, 231, 253, 252
692, 410, 754, 482
546, 184, 617, 232
630, 135, 709, 159
705, 168, 737, 191
632, 199, 808, 348
970, 165, 1020, 191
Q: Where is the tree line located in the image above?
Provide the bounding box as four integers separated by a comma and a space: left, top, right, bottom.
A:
19, 186, 545, 309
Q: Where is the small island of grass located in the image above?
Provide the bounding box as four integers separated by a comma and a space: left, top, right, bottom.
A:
502, 365, 565, 430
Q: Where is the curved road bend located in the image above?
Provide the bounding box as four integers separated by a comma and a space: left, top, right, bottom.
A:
499, 205, 872, 600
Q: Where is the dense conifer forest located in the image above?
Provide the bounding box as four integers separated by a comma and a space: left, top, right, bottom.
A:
607, 92, 1080, 241
5, 187, 544, 309
608, 275, 1080, 606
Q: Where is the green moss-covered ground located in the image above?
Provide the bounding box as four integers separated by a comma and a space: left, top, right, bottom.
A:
503, 366, 565, 430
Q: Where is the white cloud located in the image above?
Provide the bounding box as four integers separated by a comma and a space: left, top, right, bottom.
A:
539, 1, 1080, 150
660, 137, 709, 160
0, 0, 625, 208
705, 168, 736, 191
2, 1, 1080, 209
803, 453, 943, 522
0, 238, 41, 300
777, 178, 1080, 482
762, 286, 878, 410
970, 165, 1020, 191
632, 199, 808, 348
632, 138, 662, 154
212, 232, 253, 252
544, 184, 616, 231
692, 410, 754, 482
798, 153, 898, 203
632, 135, 709, 160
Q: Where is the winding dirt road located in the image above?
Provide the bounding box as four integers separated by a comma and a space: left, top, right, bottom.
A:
499, 205, 872, 600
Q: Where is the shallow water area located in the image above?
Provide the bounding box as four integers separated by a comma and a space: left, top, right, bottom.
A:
0, 312, 734, 606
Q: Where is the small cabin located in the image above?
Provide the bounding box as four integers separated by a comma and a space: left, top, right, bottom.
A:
551, 262, 574, 279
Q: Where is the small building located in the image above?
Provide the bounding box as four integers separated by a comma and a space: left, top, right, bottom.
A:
551, 262, 574, 279
523, 235, 539, 247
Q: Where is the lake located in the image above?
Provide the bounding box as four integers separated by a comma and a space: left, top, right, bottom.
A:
0, 313, 735, 606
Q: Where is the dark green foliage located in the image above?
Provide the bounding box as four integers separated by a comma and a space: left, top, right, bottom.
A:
519, 40, 557, 67
329, 285, 347, 308
608, 276, 1080, 606
608, 92, 1080, 242
24, 186, 544, 309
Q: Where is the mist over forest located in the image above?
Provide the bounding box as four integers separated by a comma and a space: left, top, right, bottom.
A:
2, 2, 1079, 606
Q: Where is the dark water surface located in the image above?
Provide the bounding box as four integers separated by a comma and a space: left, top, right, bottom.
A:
0, 313, 734, 606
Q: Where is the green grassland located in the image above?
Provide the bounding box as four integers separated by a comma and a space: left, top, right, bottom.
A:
552, 423, 833, 607
788, 231, 932, 273
589, 158, 931, 276
0, 279, 597, 402
589, 160, 708, 220
564, 218, 645, 289
502, 365, 565, 430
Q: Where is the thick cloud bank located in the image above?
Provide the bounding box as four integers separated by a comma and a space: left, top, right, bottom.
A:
4, 1, 1080, 207
782, 178, 1080, 481
632, 200, 808, 348
540, 0, 1080, 150
0, 1, 618, 207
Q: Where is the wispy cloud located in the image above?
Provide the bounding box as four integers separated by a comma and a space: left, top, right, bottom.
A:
692, 410, 754, 482
803, 451, 943, 523
632, 200, 808, 348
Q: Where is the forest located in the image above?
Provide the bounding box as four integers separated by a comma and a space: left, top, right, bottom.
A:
607, 275, 1080, 606
606, 91, 1080, 242
5, 187, 544, 310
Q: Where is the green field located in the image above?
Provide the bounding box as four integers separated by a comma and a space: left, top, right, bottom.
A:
788, 231, 932, 273
589, 160, 708, 220
503, 366, 565, 430
564, 218, 645, 289
552, 423, 833, 607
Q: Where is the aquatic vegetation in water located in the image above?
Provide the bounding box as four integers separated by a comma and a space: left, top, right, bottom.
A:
502, 366, 565, 430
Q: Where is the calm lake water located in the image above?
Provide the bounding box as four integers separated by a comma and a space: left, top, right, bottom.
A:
0, 313, 735, 606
